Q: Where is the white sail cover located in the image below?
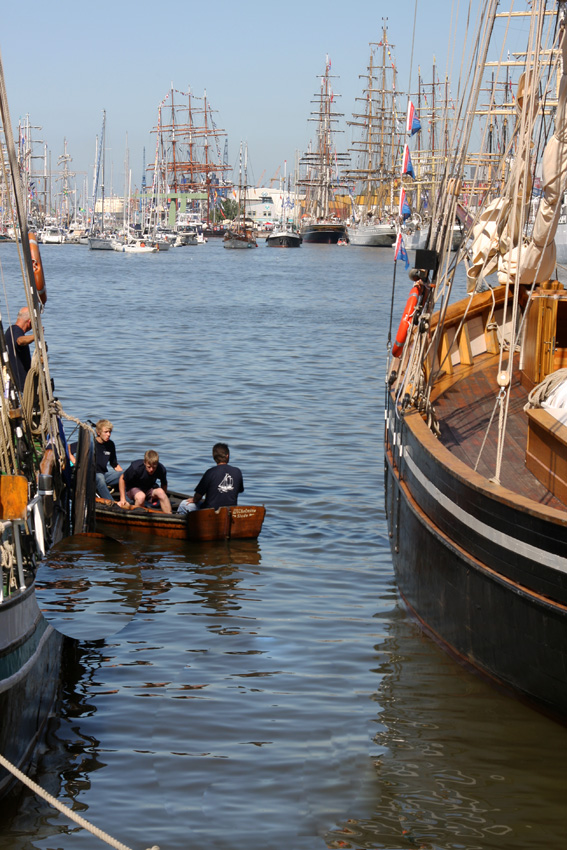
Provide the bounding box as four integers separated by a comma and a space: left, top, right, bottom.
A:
467, 31, 567, 290
517, 32, 567, 283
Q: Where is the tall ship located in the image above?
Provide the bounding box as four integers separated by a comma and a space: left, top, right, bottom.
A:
385, 0, 567, 721
149, 86, 232, 233
346, 22, 400, 247
298, 58, 350, 244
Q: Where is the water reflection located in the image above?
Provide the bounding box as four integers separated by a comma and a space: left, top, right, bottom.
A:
325, 606, 567, 850
35, 533, 142, 640
0, 640, 107, 845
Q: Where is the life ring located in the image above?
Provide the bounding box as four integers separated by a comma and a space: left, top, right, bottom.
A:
29, 233, 47, 305
392, 284, 422, 358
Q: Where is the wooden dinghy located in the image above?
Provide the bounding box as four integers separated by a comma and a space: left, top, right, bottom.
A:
94, 490, 266, 542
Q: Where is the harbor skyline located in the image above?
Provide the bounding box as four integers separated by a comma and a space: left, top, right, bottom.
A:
3, 0, 465, 197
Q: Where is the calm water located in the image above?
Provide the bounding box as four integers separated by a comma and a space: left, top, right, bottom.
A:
0, 240, 565, 850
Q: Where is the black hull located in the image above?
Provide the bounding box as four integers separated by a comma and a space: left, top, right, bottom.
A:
0, 592, 63, 795
300, 223, 348, 244
384, 402, 567, 721
266, 234, 302, 248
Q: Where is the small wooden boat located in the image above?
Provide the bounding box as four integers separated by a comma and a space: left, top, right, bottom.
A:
95, 491, 266, 541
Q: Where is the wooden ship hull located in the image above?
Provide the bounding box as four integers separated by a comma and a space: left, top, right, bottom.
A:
95, 493, 266, 542
386, 283, 567, 721
223, 231, 258, 249
383, 1, 567, 722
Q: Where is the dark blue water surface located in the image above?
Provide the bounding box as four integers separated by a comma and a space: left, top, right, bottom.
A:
0, 240, 565, 850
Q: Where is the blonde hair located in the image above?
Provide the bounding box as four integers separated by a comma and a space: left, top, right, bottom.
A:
96, 419, 113, 434
144, 449, 159, 465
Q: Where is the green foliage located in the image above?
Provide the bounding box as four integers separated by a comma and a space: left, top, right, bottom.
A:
217, 198, 239, 221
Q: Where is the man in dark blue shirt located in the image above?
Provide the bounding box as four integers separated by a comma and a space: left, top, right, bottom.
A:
5, 307, 34, 392
177, 443, 244, 514
118, 449, 172, 513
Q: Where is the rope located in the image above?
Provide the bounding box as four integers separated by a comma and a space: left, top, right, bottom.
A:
524, 367, 567, 409
50, 400, 96, 436
0, 750, 160, 850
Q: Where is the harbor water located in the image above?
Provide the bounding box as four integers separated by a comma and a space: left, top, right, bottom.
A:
0, 240, 565, 850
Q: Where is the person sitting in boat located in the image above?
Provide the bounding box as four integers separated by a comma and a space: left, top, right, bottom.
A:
5, 306, 34, 392
118, 449, 172, 513
177, 443, 244, 515
94, 419, 123, 501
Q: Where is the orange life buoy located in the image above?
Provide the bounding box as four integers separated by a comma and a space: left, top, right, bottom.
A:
29, 233, 47, 305
392, 284, 422, 358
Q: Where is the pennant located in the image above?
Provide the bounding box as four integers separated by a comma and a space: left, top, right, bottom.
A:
406, 101, 421, 137
394, 232, 410, 269
398, 189, 411, 220
401, 145, 415, 179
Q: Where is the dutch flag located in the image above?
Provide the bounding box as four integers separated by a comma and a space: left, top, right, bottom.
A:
398, 189, 411, 220
401, 144, 415, 179
406, 101, 421, 137
394, 232, 410, 269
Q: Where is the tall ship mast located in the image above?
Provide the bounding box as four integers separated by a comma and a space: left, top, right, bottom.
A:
346, 21, 402, 247
298, 57, 350, 244
149, 86, 232, 228
404, 60, 460, 250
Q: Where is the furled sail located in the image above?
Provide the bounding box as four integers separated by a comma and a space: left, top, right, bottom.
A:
466, 71, 536, 291
517, 29, 567, 283
467, 28, 567, 291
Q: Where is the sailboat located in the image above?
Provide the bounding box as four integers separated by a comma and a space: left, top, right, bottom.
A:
298, 57, 350, 244
88, 111, 114, 250
385, 0, 567, 721
346, 23, 400, 247
112, 160, 158, 254
223, 143, 257, 249
0, 47, 95, 793
266, 163, 302, 247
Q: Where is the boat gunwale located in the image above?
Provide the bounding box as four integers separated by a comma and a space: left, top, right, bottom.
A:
389, 398, 567, 527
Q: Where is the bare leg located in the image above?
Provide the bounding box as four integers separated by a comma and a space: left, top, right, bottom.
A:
153, 487, 172, 514
133, 491, 147, 508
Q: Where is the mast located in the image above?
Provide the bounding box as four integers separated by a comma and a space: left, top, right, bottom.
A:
101, 110, 106, 235
346, 20, 401, 221
149, 86, 232, 225
299, 56, 349, 220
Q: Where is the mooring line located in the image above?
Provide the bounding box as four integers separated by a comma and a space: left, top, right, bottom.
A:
0, 752, 160, 850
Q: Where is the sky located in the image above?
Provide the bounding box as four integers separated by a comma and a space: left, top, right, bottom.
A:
1, 0, 469, 198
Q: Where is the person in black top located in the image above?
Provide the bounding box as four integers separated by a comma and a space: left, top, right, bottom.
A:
118, 449, 172, 513
5, 307, 34, 392
94, 419, 123, 501
177, 443, 244, 514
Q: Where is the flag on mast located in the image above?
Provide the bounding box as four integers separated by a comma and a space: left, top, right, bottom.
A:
394, 232, 410, 269
398, 189, 411, 220
401, 144, 415, 179
406, 101, 421, 136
